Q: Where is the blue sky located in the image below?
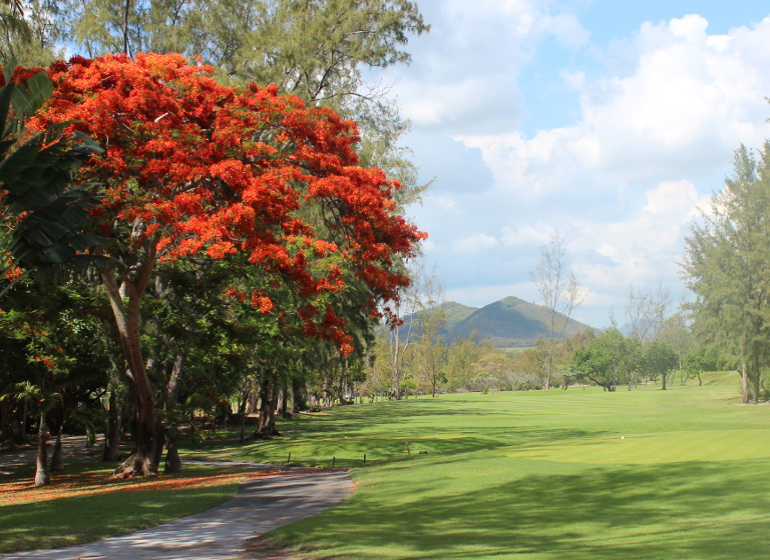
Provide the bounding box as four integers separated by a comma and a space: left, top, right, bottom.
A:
368, 0, 770, 328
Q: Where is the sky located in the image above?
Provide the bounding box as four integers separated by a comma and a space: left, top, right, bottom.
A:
367, 0, 770, 328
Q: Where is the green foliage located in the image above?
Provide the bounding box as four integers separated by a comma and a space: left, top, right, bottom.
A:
573, 329, 640, 391
0, 1, 64, 66
683, 142, 770, 403
640, 340, 679, 389
59, 0, 428, 99
0, 278, 112, 440
444, 335, 486, 391
0, 65, 102, 286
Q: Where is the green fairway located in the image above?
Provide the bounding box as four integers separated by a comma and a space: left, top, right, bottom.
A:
184, 384, 770, 559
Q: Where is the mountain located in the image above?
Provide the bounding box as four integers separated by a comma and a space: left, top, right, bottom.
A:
436, 296, 595, 348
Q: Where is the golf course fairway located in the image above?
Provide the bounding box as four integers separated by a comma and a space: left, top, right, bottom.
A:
185, 381, 770, 559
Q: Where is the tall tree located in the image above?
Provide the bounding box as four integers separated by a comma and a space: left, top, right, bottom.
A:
28, 54, 424, 476
531, 232, 582, 390
683, 143, 770, 404
59, 0, 428, 100
0, 0, 65, 66
625, 275, 671, 346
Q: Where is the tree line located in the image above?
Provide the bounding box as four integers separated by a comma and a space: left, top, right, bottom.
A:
358, 270, 729, 398
0, 0, 430, 485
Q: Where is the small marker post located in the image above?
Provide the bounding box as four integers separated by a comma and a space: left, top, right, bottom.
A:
363, 453, 367, 465
287, 453, 291, 464
332, 456, 336, 468
405, 442, 411, 456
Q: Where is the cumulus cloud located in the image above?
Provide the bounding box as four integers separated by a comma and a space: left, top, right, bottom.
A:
453, 232, 500, 253
457, 14, 770, 192
571, 180, 709, 291
386, 0, 590, 135
501, 222, 554, 246
394, 7, 770, 327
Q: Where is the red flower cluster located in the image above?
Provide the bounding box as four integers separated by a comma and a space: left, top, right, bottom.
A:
19, 54, 425, 352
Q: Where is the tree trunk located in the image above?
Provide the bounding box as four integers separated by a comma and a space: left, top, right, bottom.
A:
103, 387, 123, 461
164, 438, 181, 474
305, 381, 316, 409
163, 353, 185, 473
338, 359, 347, 405
280, 386, 290, 418
254, 372, 280, 438
50, 432, 64, 472
35, 413, 50, 486
291, 377, 305, 413
239, 393, 247, 444
101, 237, 161, 478
751, 339, 760, 404
544, 339, 553, 390
741, 364, 749, 404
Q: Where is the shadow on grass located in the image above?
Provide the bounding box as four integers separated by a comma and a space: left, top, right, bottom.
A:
271, 459, 770, 559
183, 426, 605, 468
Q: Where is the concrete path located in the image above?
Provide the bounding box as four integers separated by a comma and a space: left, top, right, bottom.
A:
0, 436, 109, 470
0, 461, 354, 560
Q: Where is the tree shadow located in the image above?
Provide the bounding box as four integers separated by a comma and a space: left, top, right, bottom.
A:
272, 459, 770, 559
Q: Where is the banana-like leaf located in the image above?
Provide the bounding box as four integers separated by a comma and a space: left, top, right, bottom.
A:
0, 60, 106, 283
9, 71, 52, 131
0, 82, 15, 140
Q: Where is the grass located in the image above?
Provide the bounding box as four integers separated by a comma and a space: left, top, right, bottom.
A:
182, 380, 770, 559
3, 375, 762, 558
0, 461, 264, 553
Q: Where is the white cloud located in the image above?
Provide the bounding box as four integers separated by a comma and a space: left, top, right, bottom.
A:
501, 222, 553, 246
383, 0, 590, 135
643, 180, 704, 216
434, 195, 458, 209
455, 14, 770, 192
571, 180, 709, 287
453, 232, 500, 253
395, 8, 770, 327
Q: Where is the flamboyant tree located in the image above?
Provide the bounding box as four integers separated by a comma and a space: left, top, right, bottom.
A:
20, 53, 424, 477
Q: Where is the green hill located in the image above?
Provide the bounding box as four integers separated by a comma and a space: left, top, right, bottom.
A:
436, 301, 477, 325
439, 296, 594, 348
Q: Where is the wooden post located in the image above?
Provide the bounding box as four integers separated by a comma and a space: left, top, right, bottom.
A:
405, 442, 411, 456
363, 453, 366, 465
332, 456, 336, 468
287, 453, 291, 464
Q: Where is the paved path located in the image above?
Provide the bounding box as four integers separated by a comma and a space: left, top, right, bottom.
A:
0, 460, 354, 560
0, 436, 110, 470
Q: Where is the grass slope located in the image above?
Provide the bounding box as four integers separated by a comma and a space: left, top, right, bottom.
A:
185, 384, 770, 559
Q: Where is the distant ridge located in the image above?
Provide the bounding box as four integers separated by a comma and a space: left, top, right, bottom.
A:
436, 296, 595, 348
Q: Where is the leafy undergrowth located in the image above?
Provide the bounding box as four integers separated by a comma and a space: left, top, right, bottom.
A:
0, 462, 273, 553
